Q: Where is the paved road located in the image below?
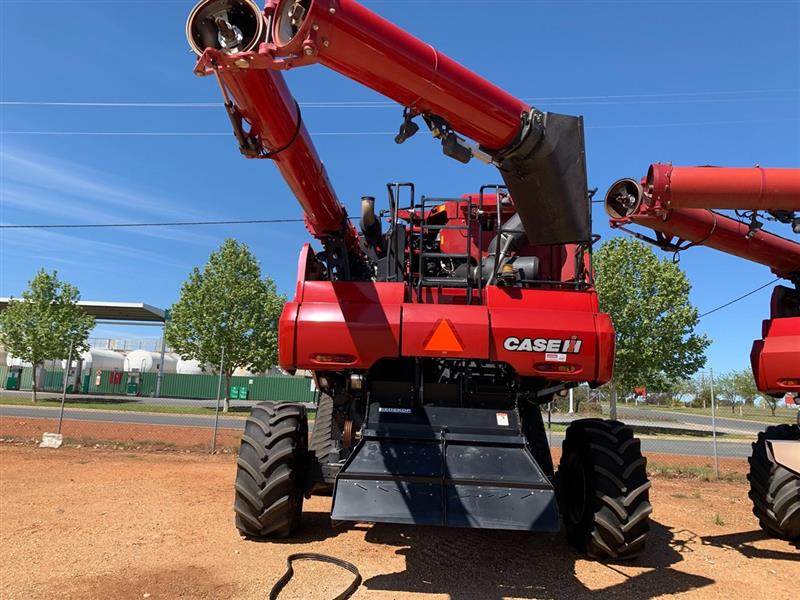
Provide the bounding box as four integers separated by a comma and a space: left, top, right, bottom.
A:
0, 405, 246, 430
2, 405, 752, 458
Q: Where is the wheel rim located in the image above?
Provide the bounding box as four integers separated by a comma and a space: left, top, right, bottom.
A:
566, 452, 588, 524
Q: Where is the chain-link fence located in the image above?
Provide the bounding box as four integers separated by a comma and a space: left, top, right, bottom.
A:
2, 364, 797, 476
0, 362, 317, 453
541, 383, 798, 478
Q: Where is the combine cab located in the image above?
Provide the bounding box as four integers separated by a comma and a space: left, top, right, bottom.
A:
187, 0, 653, 559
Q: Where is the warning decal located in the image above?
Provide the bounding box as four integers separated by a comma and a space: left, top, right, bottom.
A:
423, 319, 464, 353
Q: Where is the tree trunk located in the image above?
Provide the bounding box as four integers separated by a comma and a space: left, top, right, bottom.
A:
223, 373, 231, 413
609, 381, 618, 420
31, 364, 38, 403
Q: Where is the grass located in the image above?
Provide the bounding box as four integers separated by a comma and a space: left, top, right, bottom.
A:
0, 393, 317, 420
714, 513, 726, 526
617, 402, 797, 424
648, 461, 746, 483
670, 492, 702, 500
0, 394, 244, 416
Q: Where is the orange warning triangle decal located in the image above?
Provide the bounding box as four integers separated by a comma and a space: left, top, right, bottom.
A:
424, 319, 464, 353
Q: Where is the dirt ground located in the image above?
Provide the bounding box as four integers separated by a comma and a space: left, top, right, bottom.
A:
0, 415, 243, 452
1, 445, 798, 600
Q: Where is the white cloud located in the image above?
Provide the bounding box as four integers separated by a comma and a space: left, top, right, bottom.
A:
0, 148, 220, 245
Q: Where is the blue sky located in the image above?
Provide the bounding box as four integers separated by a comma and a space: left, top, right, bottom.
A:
1, 0, 798, 373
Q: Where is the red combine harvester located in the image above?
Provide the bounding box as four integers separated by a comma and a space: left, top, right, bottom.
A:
606, 165, 800, 540
187, 0, 651, 559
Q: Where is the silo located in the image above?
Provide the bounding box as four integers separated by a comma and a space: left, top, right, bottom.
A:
124, 350, 178, 373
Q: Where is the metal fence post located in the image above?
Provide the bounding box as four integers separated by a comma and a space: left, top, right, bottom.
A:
57, 341, 74, 435
710, 367, 719, 479
155, 332, 166, 398
211, 347, 225, 454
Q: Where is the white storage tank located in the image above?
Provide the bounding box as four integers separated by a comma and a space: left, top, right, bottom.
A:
66, 349, 126, 372
176, 358, 211, 375
124, 350, 178, 373
6, 354, 32, 368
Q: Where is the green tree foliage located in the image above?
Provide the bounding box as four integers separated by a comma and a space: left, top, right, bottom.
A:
0, 270, 95, 402
594, 238, 710, 414
731, 369, 759, 407
714, 372, 739, 413
166, 239, 286, 412
728, 368, 778, 415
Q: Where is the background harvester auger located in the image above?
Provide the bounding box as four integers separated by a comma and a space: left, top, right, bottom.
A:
188, 0, 653, 560
606, 163, 800, 541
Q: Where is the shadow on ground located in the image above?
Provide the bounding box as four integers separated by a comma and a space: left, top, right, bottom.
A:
281, 514, 715, 599
702, 529, 799, 560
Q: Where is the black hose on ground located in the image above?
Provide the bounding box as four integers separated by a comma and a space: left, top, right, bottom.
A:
269, 553, 362, 600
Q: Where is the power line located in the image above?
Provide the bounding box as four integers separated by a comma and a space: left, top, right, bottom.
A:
0, 218, 306, 230
699, 278, 781, 318
0, 131, 395, 136
3, 117, 796, 137
2, 89, 796, 109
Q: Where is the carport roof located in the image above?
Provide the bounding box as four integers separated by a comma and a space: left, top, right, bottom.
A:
0, 298, 166, 323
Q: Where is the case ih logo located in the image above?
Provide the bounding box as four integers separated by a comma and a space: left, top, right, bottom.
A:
503, 336, 583, 353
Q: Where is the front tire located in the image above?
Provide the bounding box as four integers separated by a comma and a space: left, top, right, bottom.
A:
234, 402, 308, 539
747, 423, 800, 541
557, 419, 652, 560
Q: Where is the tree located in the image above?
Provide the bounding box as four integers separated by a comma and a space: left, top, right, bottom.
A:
594, 238, 711, 417
730, 369, 758, 410
714, 372, 739, 414
729, 369, 779, 416
166, 239, 286, 412
0, 270, 95, 402
669, 378, 699, 407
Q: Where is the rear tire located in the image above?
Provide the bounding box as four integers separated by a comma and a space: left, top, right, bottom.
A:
308, 393, 336, 495
557, 419, 652, 560
234, 402, 308, 539
747, 423, 800, 541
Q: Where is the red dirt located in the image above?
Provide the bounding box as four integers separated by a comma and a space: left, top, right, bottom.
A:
1, 444, 797, 599
0, 415, 242, 452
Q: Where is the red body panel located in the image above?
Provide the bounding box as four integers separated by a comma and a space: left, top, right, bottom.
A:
291, 282, 404, 370
268, 0, 528, 150
751, 317, 800, 394
280, 251, 613, 385
649, 164, 800, 211
402, 304, 490, 359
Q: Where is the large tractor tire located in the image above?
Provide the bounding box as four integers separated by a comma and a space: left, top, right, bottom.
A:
308, 393, 336, 495
234, 402, 308, 539
557, 419, 652, 560
747, 423, 800, 541
309, 393, 335, 463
